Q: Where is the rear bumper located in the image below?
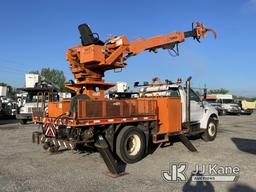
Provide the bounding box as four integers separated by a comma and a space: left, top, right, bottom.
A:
16, 113, 32, 120
32, 131, 76, 150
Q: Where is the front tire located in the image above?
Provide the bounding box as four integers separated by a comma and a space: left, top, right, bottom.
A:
219, 110, 224, 116
116, 126, 146, 164
201, 117, 218, 141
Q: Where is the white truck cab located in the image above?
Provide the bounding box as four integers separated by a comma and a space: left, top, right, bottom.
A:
16, 92, 44, 124
0, 96, 17, 117
16, 74, 60, 124
17, 89, 59, 124
215, 94, 241, 115
138, 79, 219, 141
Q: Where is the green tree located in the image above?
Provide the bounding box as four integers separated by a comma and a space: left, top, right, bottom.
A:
208, 88, 229, 94
41, 68, 66, 91
0, 82, 7, 87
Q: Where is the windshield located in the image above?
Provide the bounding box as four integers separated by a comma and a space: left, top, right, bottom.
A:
167, 88, 180, 97
222, 99, 234, 104
25, 92, 58, 103
26, 93, 39, 103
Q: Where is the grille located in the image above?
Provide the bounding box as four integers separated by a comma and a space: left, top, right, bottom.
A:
28, 107, 32, 113
32, 108, 44, 117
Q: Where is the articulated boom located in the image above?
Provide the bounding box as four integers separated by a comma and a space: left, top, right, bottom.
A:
65, 22, 216, 100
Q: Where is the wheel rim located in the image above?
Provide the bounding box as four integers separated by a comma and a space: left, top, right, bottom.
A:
126, 134, 141, 156
208, 122, 216, 137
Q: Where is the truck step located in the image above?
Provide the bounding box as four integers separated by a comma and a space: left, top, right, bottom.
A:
178, 134, 198, 152
152, 133, 169, 144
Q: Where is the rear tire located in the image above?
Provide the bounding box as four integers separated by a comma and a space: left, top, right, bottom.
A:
201, 117, 218, 141
43, 142, 50, 150
116, 126, 146, 164
20, 119, 27, 125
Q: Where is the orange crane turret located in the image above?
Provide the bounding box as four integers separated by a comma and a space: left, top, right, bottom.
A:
65, 21, 216, 100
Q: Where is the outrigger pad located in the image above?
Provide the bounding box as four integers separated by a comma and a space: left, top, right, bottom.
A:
94, 135, 128, 178
32, 131, 43, 144
179, 134, 198, 152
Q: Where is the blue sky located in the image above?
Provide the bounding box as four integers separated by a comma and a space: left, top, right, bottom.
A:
0, 0, 255, 97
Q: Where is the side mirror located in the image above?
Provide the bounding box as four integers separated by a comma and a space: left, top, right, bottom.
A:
134, 82, 139, 87
203, 88, 207, 100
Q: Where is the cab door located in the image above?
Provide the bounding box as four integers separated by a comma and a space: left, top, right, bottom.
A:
190, 89, 204, 122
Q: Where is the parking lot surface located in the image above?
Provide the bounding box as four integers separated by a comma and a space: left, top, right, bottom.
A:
0, 114, 255, 192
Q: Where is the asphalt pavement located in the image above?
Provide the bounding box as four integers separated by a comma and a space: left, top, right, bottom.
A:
0, 114, 255, 192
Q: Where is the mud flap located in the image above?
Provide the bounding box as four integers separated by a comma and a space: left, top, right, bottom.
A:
179, 134, 198, 152
94, 135, 127, 178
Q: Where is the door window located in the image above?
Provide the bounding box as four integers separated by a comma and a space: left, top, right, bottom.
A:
190, 89, 200, 102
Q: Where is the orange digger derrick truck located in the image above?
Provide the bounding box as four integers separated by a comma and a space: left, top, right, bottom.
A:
32, 22, 217, 177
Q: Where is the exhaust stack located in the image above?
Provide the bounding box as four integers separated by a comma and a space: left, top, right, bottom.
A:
186, 76, 192, 132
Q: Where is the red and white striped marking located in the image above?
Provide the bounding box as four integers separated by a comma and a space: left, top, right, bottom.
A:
39, 136, 75, 150
45, 124, 56, 137
34, 116, 156, 126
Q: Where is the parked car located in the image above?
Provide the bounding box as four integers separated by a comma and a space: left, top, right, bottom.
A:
237, 100, 254, 115
0, 96, 17, 118
219, 98, 241, 115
